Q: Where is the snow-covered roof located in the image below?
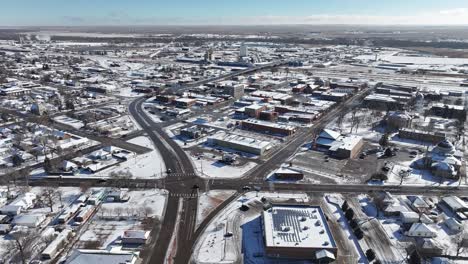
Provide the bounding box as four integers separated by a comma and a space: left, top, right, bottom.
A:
318, 129, 341, 141
445, 218, 463, 230
408, 223, 437, 236
411, 196, 429, 208
329, 135, 362, 152
315, 249, 336, 260
442, 196, 467, 211
262, 205, 336, 249
274, 167, 303, 175
65, 249, 137, 264
122, 230, 149, 240
12, 214, 45, 227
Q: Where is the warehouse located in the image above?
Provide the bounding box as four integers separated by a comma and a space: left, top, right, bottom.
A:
262, 205, 337, 261
207, 132, 273, 156
241, 119, 297, 136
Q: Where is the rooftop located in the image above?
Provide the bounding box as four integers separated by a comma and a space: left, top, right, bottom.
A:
262, 205, 336, 249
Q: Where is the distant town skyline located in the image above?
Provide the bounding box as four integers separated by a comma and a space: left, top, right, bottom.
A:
1, 0, 468, 26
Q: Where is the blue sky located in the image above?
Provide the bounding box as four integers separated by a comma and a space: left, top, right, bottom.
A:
1, 0, 468, 26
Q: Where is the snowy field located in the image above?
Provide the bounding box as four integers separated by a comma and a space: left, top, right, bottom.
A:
190, 154, 258, 179
385, 164, 462, 186
355, 52, 468, 65
101, 136, 167, 179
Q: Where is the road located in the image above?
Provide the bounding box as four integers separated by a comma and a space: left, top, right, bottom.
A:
129, 97, 202, 264
24, 85, 465, 264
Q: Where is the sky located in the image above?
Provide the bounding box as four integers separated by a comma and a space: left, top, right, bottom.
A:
1, 0, 468, 26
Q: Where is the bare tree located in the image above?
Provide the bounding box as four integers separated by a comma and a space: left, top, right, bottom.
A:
40, 187, 58, 212
336, 112, 345, 130
398, 169, 411, 186
80, 182, 91, 193
8, 230, 37, 264
454, 231, 468, 257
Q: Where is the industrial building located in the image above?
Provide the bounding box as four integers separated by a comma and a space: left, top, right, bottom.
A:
262, 205, 337, 261
241, 119, 297, 136
207, 132, 273, 156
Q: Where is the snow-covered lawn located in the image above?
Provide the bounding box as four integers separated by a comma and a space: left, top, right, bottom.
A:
196, 190, 236, 228
100, 189, 168, 218
191, 154, 258, 179
99, 136, 166, 179
386, 164, 462, 186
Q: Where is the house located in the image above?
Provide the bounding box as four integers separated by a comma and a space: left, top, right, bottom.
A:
12, 214, 46, 227
106, 189, 129, 202
408, 196, 431, 214
121, 230, 150, 245
422, 140, 463, 179
440, 196, 468, 221
60, 160, 78, 172
272, 167, 304, 181
65, 249, 138, 264
0, 192, 37, 216
0, 224, 11, 234
406, 223, 437, 238
444, 218, 464, 232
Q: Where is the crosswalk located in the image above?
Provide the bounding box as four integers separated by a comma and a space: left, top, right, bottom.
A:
166, 173, 198, 177
170, 193, 199, 198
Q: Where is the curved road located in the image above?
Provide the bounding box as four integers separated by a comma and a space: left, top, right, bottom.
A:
129, 97, 203, 264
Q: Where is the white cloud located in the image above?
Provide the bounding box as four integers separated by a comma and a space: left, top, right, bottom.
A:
439, 8, 468, 15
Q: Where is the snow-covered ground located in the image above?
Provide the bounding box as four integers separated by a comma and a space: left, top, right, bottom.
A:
99, 136, 166, 179
325, 195, 368, 263
386, 163, 462, 186
196, 190, 236, 228
356, 53, 468, 66
190, 154, 258, 179
326, 108, 383, 142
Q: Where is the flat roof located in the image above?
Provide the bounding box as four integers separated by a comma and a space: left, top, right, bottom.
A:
243, 119, 296, 131
209, 132, 272, 150
263, 205, 336, 249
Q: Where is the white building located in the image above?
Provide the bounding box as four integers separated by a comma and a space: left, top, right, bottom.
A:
12, 214, 46, 227
207, 132, 273, 156
406, 223, 437, 238
240, 43, 248, 57
262, 205, 337, 261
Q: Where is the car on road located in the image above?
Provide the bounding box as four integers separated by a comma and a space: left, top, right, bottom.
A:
166, 169, 172, 174
242, 186, 251, 191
